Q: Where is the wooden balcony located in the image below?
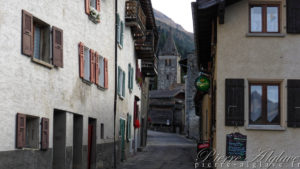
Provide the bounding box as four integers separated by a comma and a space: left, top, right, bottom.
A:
125, 0, 147, 40
141, 55, 157, 77
135, 30, 156, 59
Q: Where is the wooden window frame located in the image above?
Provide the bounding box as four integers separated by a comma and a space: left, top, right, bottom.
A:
248, 82, 281, 125
249, 3, 281, 33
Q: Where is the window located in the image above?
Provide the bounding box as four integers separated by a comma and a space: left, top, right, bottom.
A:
16, 113, 49, 149
84, 47, 91, 81
165, 59, 171, 66
99, 56, 105, 87
90, 0, 96, 9
249, 83, 280, 125
118, 67, 125, 97
166, 74, 169, 80
85, 0, 100, 23
22, 10, 63, 68
128, 64, 134, 91
117, 14, 124, 48
100, 123, 104, 139
249, 4, 280, 33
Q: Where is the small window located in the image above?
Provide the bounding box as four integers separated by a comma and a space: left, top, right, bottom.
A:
100, 123, 104, 139
90, 0, 96, 9
249, 83, 280, 125
84, 47, 90, 81
33, 19, 51, 63
249, 4, 280, 33
99, 56, 105, 87
118, 67, 125, 97
166, 74, 169, 80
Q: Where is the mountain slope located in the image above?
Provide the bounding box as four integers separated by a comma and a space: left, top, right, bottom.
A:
154, 9, 194, 58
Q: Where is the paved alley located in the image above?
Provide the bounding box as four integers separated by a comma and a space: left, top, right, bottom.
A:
118, 130, 197, 169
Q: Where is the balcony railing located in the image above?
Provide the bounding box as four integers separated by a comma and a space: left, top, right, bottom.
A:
141, 55, 157, 77
135, 30, 155, 59
125, 0, 146, 40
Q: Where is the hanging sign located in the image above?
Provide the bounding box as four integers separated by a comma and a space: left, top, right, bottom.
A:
226, 132, 247, 161
195, 75, 210, 92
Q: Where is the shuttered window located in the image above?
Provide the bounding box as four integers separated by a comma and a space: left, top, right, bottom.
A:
128, 64, 134, 90
225, 79, 245, 126
118, 67, 125, 97
120, 21, 124, 48
287, 0, 300, 33
84, 47, 90, 81
117, 13, 121, 44
287, 80, 300, 127
98, 56, 105, 87
127, 114, 132, 141
104, 58, 108, 89
22, 10, 63, 68
41, 118, 49, 150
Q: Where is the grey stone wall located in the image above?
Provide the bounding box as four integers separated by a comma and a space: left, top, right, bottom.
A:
185, 54, 200, 139
157, 55, 179, 90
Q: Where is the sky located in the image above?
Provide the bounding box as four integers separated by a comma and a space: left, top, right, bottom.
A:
151, 0, 195, 33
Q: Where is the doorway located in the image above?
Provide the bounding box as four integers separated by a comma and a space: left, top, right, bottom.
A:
73, 114, 83, 169
88, 118, 96, 169
120, 118, 126, 161
53, 110, 66, 169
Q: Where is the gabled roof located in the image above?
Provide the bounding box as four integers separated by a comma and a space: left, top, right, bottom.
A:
149, 84, 184, 99
159, 31, 180, 56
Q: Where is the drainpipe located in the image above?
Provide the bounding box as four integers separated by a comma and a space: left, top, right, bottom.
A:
113, 0, 118, 168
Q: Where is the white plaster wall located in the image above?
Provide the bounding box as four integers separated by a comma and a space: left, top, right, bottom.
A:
215, 0, 300, 168
0, 0, 116, 150
116, 0, 142, 151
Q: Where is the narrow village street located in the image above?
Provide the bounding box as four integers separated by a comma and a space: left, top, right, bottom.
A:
118, 130, 197, 169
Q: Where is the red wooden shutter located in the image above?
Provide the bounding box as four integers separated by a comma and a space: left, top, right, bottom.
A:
22, 10, 33, 57
104, 58, 108, 89
95, 52, 99, 85
85, 0, 90, 14
90, 49, 95, 83
41, 118, 49, 150
79, 42, 85, 78
52, 26, 63, 68
96, 0, 100, 12
16, 113, 26, 148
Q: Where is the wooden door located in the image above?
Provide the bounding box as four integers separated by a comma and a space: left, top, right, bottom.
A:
88, 124, 93, 169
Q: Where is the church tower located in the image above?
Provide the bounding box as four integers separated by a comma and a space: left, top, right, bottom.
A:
157, 31, 181, 90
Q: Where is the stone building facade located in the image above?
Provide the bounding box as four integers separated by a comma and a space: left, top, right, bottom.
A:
0, 0, 157, 169
184, 53, 200, 139
193, 0, 300, 168
157, 32, 181, 90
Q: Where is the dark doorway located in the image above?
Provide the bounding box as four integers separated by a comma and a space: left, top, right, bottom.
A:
88, 118, 96, 169
53, 110, 66, 169
73, 114, 83, 169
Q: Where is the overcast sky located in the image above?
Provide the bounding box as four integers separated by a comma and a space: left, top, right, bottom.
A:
151, 0, 195, 33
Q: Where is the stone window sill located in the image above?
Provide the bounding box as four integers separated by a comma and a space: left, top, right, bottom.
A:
82, 78, 92, 86
31, 58, 53, 69
246, 33, 286, 37
97, 85, 106, 91
246, 125, 286, 131
118, 95, 124, 100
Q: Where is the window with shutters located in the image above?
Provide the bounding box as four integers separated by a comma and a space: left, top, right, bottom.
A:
16, 113, 40, 149
22, 10, 63, 68
249, 82, 280, 125
84, 47, 91, 81
128, 64, 134, 91
98, 56, 105, 88
118, 67, 125, 98
117, 13, 124, 48
249, 4, 280, 33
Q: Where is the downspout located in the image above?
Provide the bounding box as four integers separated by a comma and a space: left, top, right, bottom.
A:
113, 0, 118, 168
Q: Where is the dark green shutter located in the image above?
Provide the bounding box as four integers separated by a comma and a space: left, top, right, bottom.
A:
120, 21, 124, 47
225, 79, 245, 126
122, 71, 125, 97
128, 64, 131, 89
287, 80, 300, 127
130, 67, 134, 90
117, 67, 121, 96
117, 13, 121, 44
287, 0, 300, 33
127, 114, 132, 141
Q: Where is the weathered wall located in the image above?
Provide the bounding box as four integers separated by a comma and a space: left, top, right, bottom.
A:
185, 53, 200, 139
157, 55, 179, 90
215, 0, 300, 168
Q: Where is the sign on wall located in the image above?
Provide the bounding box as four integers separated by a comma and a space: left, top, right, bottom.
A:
195, 75, 210, 92
226, 132, 247, 161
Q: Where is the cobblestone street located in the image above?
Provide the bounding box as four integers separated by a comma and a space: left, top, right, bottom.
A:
118, 130, 197, 169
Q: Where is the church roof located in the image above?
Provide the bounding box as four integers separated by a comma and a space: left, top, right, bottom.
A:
159, 31, 180, 56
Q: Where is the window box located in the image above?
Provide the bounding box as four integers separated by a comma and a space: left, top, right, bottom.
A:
249, 4, 281, 33
246, 125, 285, 131
89, 7, 100, 23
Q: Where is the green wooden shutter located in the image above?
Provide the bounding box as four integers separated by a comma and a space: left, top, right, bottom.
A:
128, 64, 131, 89
117, 13, 121, 44
120, 21, 124, 47
127, 114, 132, 141
117, 67, 121, 96
130, 67, 134, 90
122, 71, 125, 97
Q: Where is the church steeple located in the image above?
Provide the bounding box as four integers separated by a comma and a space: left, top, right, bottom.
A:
159, 29, 180, 56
